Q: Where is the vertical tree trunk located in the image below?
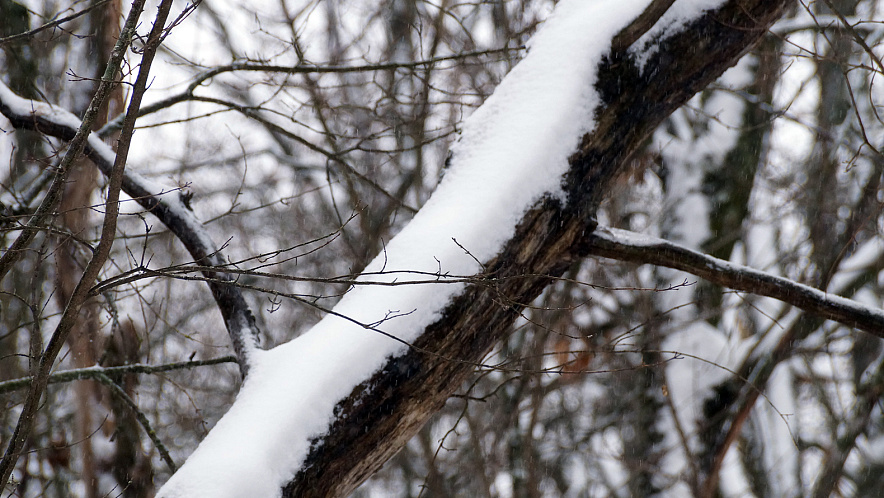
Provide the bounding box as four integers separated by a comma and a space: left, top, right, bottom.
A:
53, 1, 126, 495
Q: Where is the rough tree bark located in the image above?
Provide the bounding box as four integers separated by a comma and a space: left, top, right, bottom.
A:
283, 1, 792, 496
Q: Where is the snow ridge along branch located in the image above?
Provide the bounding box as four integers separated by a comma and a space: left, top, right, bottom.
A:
151, 0, 794, 497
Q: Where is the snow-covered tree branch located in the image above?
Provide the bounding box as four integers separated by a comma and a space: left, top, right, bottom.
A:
5, 0, 884, 496
0, 81, 261, 376
586, 226, 884, 337
155, 0, 791, 495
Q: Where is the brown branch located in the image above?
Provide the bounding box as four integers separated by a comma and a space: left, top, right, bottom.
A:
611, 0, 676, 51
584, 226, 884, 337
0, 1, 137, 284
0, 0, 174, 484
821, 0, 884, 75
0, 0, 149, 484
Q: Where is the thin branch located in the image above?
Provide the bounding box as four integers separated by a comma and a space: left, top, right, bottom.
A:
0, 85, 261, 377
187, 95, 419, 214
92, 373, 177, 472
821, 0, 884, 75
0, 356, 237, 395
0, 0, 113, 46
0, 0, 149, 483
0, 0, 136, 284
96, 46, 525, 137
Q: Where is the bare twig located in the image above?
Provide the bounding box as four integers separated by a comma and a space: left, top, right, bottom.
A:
0, 88, 262, 376
821, 0, 884, 75
0, 1, 138, 284
0, 0, 175, 483
96, 46, 525, 137
0, 0, 113, 47
0, 356, 237, 395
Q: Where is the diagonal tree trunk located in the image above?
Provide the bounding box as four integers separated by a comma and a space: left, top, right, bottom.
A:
0, 1, 796, 495
282, 1, 791, 496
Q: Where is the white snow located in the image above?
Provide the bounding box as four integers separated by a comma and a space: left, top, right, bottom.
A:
0, 81, 84, 131
631, 0, 726, 68
156, 0, 698, 496
0, 78, 261, 360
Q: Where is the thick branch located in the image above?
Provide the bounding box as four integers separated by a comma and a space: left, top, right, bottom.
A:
611, 0, 676, 51
283, 1, 791, 496
584, 226, 884, 336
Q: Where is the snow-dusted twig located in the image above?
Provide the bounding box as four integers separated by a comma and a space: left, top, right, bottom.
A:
585, 226, 884, 336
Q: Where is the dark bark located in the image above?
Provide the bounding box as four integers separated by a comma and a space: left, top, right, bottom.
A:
283, 1, 791, 496
585, 226, 884, 337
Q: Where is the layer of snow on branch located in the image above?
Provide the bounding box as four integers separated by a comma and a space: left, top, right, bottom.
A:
632, 0, 726, 68
0, 81, 81, 130
155, 1, 720, 496
0, 80, 233, 266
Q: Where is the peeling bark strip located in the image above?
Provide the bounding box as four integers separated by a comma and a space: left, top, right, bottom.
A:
284, 1, 791, 496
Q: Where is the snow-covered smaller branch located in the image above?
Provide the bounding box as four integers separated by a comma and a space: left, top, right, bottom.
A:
612, 0, 676, 51
0, 81, 260, 376
586, 226, 884, 336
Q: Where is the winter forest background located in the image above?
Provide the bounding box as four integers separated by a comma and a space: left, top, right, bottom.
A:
2, 0, 884, 496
